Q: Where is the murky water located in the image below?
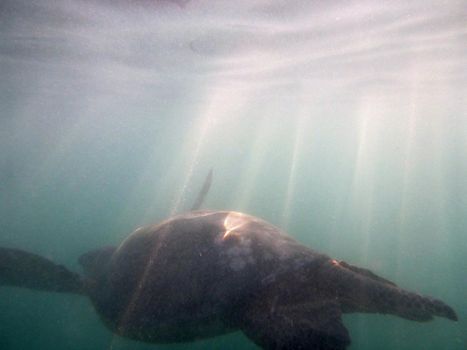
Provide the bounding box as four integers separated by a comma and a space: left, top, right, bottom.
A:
0, 1, 466, 349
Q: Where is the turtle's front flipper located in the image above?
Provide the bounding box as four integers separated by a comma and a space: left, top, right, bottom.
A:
322, 259, 458, 322
0, 247, 83, 294
191, 169, 213, 211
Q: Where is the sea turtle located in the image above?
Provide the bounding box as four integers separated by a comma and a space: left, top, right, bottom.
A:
0, 173, 457, 349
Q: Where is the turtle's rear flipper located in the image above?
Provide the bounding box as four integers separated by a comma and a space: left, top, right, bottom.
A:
240, 298, 351, 350
0, 247, 83, 294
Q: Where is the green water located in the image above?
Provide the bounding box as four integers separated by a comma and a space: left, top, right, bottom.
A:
1, 1, 466, 349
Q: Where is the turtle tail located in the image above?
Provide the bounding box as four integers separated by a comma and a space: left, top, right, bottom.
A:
0, 247, 84, 294
319, 259, 458, 322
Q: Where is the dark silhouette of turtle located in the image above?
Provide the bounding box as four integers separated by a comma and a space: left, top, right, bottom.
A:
0, 171, 457, 349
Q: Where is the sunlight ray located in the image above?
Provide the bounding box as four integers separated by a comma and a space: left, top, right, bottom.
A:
169, 81, 251, 215
231, 116, 271, 212
280, 109, 309, 229
347, 97, 381, 265
394, 67, 422, 282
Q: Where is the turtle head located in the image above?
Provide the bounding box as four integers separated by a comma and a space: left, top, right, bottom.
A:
78, 246, 116, 281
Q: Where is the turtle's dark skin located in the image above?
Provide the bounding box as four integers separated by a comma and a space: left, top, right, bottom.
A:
0, 183, 458, 349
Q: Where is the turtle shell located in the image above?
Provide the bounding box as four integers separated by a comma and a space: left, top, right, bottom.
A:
88, 210, 324, 343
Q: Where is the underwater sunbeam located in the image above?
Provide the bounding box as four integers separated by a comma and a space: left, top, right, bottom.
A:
281, 114, 308, 229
